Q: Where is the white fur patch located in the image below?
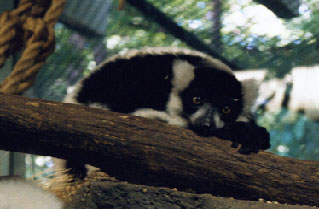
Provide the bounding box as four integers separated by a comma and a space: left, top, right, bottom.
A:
171, 60, 195, 91
88, 103, 110, 110
212, 112, 224, 128
236, 79, 259, 122
63, 82, 82, 104
105, 47, 232, 74
235, 115, 250, 122
0, 179, 63, 209
166, 60, 195, 117
189, 103, 211, 124
132, 108, 187, 128
167, 92, 184, 116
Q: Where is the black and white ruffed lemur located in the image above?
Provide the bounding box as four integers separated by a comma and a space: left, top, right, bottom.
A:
56, 47, 270, 178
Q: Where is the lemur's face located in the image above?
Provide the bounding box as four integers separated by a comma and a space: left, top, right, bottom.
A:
163, 59, 245, 136
181, 89, 242, 136
178, 66, 243, 136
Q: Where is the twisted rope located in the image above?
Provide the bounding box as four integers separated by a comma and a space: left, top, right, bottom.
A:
0, 0, 66, 94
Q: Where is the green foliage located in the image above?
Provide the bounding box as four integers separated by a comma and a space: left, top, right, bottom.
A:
150, 0, 213, 40
221, 0, 319, 77
258, 109, 319, 160
106, 1, 187, 57
107, 0, 319, 77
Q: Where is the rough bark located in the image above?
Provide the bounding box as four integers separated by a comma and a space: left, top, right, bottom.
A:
0, 93, 318, 206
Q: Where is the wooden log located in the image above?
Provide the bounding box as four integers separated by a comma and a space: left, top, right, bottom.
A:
0, 92, 318, 206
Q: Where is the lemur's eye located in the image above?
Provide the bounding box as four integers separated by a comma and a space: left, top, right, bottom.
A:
192, 97, 201, 105
222, 106, 231, 114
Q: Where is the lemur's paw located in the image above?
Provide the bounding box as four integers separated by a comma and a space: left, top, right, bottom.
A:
227, 122, 270, 154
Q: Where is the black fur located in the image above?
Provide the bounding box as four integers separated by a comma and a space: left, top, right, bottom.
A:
76, 53, 235, 113
218, 121, 270, 154
77, 54, 175, 112
181, 68, 243, 121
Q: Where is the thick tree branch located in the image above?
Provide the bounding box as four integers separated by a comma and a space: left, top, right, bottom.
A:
0, 93, 318, 206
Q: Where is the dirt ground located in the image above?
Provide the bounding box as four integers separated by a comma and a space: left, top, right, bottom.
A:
65, 177, 318, 209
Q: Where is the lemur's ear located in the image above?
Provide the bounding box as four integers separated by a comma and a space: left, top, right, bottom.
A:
241, 79, 260, 113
